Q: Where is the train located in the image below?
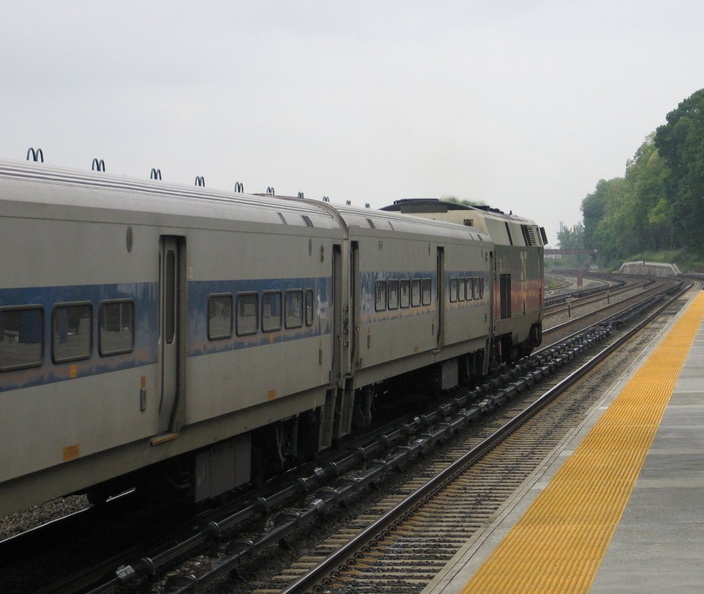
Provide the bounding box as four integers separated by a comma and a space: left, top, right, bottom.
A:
0, 160, 546, 518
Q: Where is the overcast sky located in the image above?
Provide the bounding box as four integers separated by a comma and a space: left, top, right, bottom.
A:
2, 1, 703, 244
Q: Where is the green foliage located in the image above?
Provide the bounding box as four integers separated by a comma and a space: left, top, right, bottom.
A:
578, 88, 704, 268
556, 222, 584, 249
654, 89, 704, 253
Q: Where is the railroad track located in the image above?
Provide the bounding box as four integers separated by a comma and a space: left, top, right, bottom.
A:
545, 276, 641, 316
257, 284, 692, 593
544, 272, 624, 306
543, 277, 679, 343
149, 282, 689, 593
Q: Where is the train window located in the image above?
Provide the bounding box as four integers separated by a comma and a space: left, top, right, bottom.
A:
262, 291, 282, 332
540, 227, 549, 245
411, 279, 421, 307
285, 290, 303, 329
99, 301, 135, 355
458, 279, 465, 302
449, 278, 458, 303
421, 279, 432, 306
388, 280, 399, 310
53, 303, 92, 363
305, 290, 314, 326
208, 295, 233, 340
504, 222, 514, 246
236, 293, 258, 336
477, 278, 485, 299
375, 281, 387, 312
0, 306, 44, 371
400, 280, 410, 308
164, 250, 176, 345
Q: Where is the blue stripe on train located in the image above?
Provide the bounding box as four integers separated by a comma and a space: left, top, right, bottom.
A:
0, 283, 158, 391
187, 277, 333, 356
0, 276, 333, 391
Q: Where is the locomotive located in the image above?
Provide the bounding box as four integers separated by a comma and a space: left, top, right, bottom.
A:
0, 160, 546, 518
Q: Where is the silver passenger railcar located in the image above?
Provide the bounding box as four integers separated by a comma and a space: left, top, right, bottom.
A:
0, 161, 344, 516
325, 205, 494, 437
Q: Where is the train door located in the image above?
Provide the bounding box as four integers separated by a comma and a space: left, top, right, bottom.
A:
489, 250, 496, 331
336, 241, 358, 437
331, 244, 343, 385
348, 241, 359, 371
320, 243, 348, 448
157, 236, 186, 436
436, 247, 445, 350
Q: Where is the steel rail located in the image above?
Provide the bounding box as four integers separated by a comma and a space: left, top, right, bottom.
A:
277, 282, 692, 594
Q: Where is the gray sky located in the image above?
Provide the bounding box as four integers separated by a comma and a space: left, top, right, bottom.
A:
2, 1, 703, 244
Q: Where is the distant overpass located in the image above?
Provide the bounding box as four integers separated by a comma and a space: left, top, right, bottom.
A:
545, 249, 598, 256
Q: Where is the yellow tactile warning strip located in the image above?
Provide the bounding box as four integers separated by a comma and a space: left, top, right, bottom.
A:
462, 291, 704, 593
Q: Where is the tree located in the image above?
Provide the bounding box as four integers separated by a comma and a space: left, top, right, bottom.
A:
622, 135, 670, 251
577, 88, 704, 263
581, 177, 630, 263
581, 179, 608, 249
654, 89, 704, 253
580, 134, 675, 264
556, 222, 584, 250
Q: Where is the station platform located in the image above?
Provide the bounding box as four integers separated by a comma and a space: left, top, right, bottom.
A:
423, 290, 704, 593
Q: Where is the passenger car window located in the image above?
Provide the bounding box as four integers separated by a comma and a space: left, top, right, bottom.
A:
99, 301, 135, 354
285, 290, 303, 328
53, 303, 92, 363
421, 279, 432, 306
164, 250, 176, 344
0, 306, 44, 371
236, 293, 258, 336
411, 279, 421, 307
375, 281, 387, 311
400, 280, 410, 308
388, 280, 399, 310
262, 291, 282, 332
208, 295, 233, 340
305, 289, 314, 326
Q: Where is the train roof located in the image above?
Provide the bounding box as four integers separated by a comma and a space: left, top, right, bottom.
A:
332, 202, 490, 243
0, 160, 342, 232
380, 198, 546, 247
0, 161, 495, 243
381, 198, 536, 223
